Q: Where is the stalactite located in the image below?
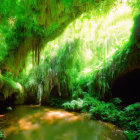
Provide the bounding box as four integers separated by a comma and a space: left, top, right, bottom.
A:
32, 38, 41, 67
37, 84, 43, 105
35, 44, 37, 65
37, 38, 41, 65
32, 46, 35, 67
37, 45, 40, 65
58, 81, 61, 97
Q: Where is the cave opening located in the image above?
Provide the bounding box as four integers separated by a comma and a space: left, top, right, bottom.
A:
112, 69, 140, 106
50, 85, 60, 98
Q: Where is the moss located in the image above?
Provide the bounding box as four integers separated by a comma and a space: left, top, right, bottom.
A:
0, 0, 118, 74
0, 74, 23, 99
0, 1, 139, 139
88, 14, 140, 99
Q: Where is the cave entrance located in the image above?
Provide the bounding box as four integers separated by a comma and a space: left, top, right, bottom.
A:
111, 69, 140, 105
50, 85, 60, 98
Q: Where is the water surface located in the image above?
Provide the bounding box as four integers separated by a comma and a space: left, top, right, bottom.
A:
0, 105, 127, 140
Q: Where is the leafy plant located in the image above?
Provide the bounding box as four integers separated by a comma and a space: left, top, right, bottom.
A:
62, 95, 140, 140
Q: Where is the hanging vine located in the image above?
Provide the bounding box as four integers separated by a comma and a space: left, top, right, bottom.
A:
32, 37, 41, 66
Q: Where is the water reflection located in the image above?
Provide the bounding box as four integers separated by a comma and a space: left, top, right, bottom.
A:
0, 105, 127, 140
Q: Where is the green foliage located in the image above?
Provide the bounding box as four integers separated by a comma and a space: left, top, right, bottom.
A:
0, 74, 23, 98
0, 1, 139, 139
47, 97, 66, 108
0, 0, 118, 72
89, 101, 120, 122
123, 103, 140, 139
109, 97, 122, 106
62, 95, 140, 140
63, 98, 84, 111
23, 65, 46, 89
62, 96, 140, 140
0, 0, 138, 94
90, 103, 140, 139
0, 129, 6, 139
72, 88, 87, 99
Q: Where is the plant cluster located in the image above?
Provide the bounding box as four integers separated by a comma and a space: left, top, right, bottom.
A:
62, 96, 140, 139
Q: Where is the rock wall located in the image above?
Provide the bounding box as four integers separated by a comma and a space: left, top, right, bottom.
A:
90, 14, 140, 101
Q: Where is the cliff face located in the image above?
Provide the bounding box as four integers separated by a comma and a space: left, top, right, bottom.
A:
1, 0, 115, 74
0, 0, 139, 105
0, 0, 117, 104
90, 15, 140, 104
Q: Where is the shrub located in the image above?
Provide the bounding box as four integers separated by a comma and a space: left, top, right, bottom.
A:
110, 97, 122, 106
47, 97, 65, 108
62, 96, 140, 140
122, 103, 140, 139
89, 101, 120, 123
62, 98, 84, 111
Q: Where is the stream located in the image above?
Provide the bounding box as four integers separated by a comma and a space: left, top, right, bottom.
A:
0, 105, 127, 140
